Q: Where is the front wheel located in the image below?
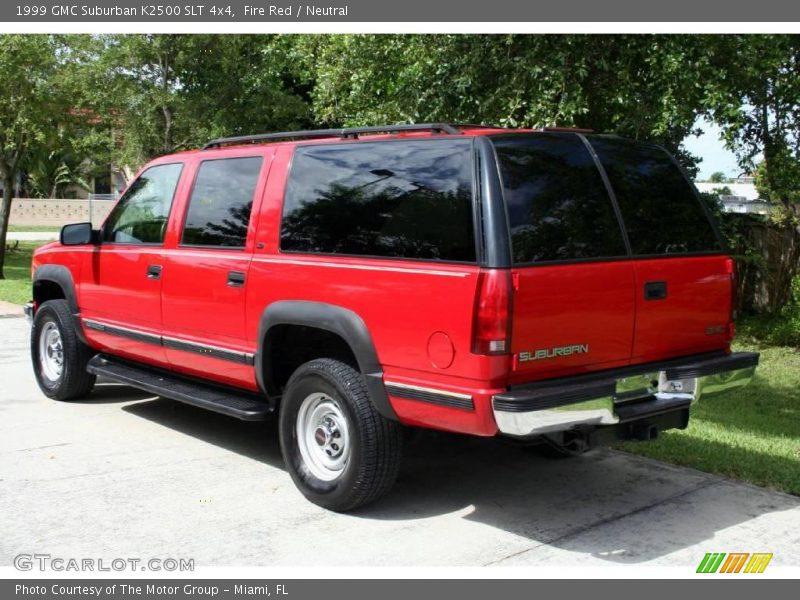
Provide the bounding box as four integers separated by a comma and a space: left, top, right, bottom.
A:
279, 358, 403, 512
31, 299, 96, 401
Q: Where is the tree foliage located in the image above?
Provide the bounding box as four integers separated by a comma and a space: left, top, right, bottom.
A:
701, 35, 800, 312
298, 34, 711, 171
1, 33, 798, 307
0, 35, 65, 278
94, 34, 311, 175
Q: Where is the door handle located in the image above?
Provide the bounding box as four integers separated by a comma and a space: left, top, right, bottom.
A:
227, 271, 246, 287
644, 281, 667, 300
147, 264, 162, 279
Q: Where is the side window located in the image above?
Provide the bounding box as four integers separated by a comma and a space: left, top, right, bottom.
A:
280, 139, 476, 262
181, 157, 263, 248
589, 136, 722, 255
491, 133, 628, 264
102, 163, 183, 244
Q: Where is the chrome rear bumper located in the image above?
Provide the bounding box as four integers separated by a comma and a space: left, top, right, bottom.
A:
493, 352, 759, 438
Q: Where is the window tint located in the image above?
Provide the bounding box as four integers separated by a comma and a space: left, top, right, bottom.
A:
492, 133, 627, 264
182, 157, 263, 248
589, 136, 721, 255
102, 163, 183, 244
281, 139, 476, 262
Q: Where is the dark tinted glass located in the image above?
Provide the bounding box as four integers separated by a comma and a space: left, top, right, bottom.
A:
103, 163, 182, 244
281, 139, 476, 262
182, 157, 263, 248
492, 133, 627, 264
589, 136, 721, 255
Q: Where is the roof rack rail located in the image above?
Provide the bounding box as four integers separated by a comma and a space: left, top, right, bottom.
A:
535, 126, 594, 133
452, 123, 503, 129
202, 123, 462, 150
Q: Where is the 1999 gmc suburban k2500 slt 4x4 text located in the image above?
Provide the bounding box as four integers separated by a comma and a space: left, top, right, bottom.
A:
25, 123, 759, 511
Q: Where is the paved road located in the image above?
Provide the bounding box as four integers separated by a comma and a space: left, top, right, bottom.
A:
1, 315, 798, 568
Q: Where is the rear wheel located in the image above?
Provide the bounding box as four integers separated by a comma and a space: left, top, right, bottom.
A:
31, 300, 96, 401
279, 358, 403, 511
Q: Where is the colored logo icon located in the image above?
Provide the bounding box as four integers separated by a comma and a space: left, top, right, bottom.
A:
697, 553, 773, 573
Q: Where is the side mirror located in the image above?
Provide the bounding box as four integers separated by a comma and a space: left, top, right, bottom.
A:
60, 222, 98, 246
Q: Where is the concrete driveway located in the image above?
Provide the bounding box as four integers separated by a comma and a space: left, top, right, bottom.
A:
1, 315, 798, 568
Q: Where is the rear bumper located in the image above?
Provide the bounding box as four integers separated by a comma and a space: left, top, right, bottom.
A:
492, 351, 759, 438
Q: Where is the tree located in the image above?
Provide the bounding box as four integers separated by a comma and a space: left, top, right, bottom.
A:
709, 171, 728, 183
298, 34, 711, 172
96, 35, 311, 177
704, 35, 800, 311
0, 35, 63, 278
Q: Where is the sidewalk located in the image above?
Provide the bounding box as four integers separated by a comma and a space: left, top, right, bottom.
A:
0, 300, 23, 318
6, 231, 59, 241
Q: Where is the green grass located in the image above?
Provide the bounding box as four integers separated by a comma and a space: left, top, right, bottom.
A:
7, 225, 63, 232
0, 241, 45, 304
615, 343, 800, 495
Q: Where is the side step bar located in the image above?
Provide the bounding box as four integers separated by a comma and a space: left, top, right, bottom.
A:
87, 354, 273, 421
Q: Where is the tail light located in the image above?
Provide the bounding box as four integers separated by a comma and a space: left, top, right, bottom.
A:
472, 269, 513, 355
726, 257, 737, 343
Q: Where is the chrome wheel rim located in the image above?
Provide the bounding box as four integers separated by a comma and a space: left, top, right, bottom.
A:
39, 322, 64, 383
296, 392, 351, 481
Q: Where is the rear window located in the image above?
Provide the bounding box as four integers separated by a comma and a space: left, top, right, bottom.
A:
280, 139, 476, 262
588, 136, 722, 255
491, 133, 628, 264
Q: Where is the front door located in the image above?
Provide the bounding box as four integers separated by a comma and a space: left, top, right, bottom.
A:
80, 162, 185, 367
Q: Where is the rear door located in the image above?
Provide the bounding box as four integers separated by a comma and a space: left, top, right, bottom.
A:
160, 151, 271, 390
588, 136, 731, 363
491, 133, 636, 383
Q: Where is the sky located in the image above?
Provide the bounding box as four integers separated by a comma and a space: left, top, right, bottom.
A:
683, 118, 746, 181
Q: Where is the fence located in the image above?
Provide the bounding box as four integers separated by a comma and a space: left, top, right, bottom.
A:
734, 219, 800, 313
8, 196, 117, 228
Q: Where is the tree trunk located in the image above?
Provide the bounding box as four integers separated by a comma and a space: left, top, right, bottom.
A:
0, 176, 15, 280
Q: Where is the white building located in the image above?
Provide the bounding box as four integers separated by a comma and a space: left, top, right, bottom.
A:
695, 181, 771, 215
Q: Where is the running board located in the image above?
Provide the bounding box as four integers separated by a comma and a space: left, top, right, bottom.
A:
87, 354, 273, 421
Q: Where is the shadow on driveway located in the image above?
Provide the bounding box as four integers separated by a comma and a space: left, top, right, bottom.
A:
118, 390, 799, 565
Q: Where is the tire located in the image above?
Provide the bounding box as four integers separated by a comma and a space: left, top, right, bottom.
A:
31, 299, 96, 401
279, 358, 403, 512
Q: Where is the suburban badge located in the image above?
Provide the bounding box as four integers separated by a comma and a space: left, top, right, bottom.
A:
519, 344, 590, 362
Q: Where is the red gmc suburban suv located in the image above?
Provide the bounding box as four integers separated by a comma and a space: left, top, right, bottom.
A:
26, 123, 759, 511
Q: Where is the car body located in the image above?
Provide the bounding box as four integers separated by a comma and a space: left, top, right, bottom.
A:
27, 123, 759, 510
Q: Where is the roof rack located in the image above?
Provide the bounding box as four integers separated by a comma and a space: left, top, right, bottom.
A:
535, 127, 594, 133
454, 124, 595, 133
452, 123, 503, 129
202, 123, 462, 150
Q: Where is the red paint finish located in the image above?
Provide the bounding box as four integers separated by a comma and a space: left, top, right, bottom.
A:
427, 331, 455, 369
631, 255, 732, 362
79, 245, 169, 366
509, 261, 636, 383
157, 147, 275, 389
388, 394, 498, 436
